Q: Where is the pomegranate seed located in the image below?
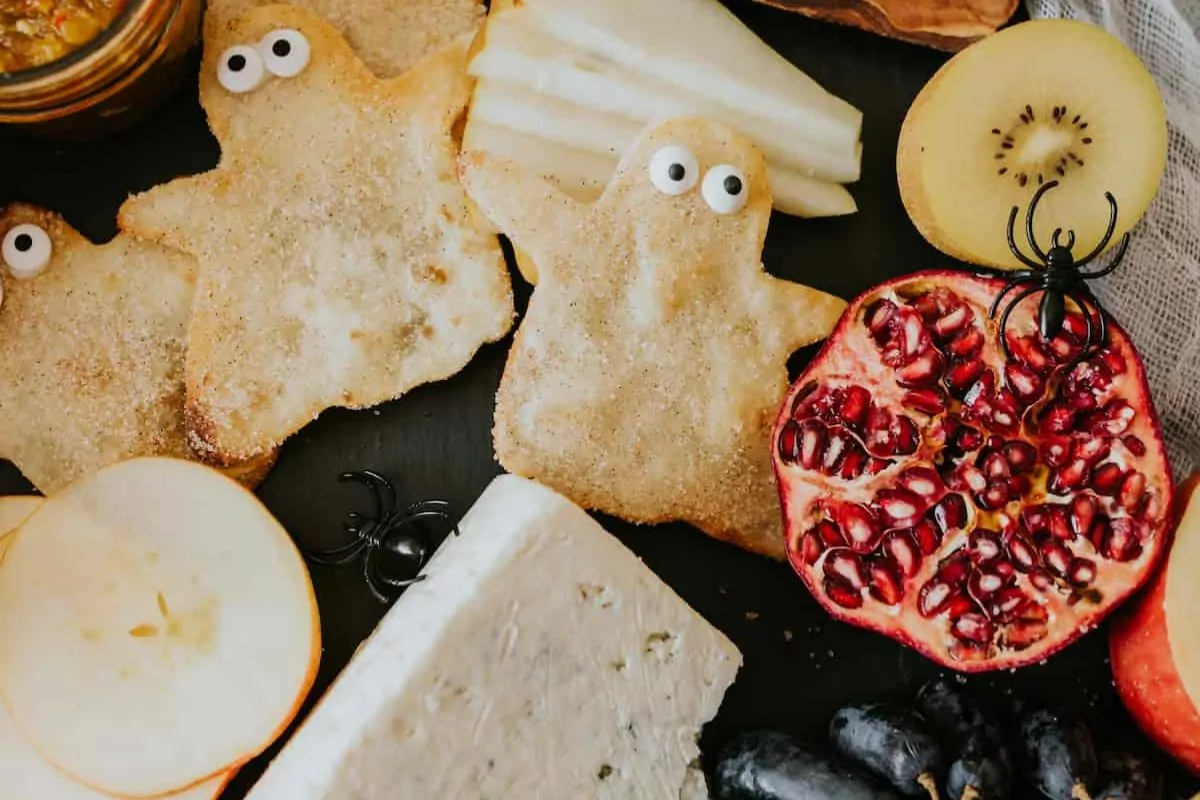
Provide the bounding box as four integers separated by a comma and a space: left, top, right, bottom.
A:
990, 587, 1029, 621
865, 299, 898, 336
1069, 496, 1097, 539
1068, 558, 1097, 587
946, 592, 977, 620
840, 386, 871, 429
912, 519, 942, 555
919, 581, 953, 617
976, 483, 1013, 511
1028, 569, 1055, 592
1047, 506, 1073, 541
952, 425, 985, 454
1041, 542, 1072, 577
1140, 493, 1164, 524
824, 575, 864, 609
1005, 362, 1045, 403
777, 421, 802, 464
824, 548, 867, 588
1092, 463, 1125, 496
911, 290, 949, 321
953, 613, 995, 645
823, 429, 855, 472
1060, 313, 1089, 342
837, 446, 868, 481
793, 420, 824, 470
1119, 472, 1147, 513
836, 505, 883, 554
899, 349, 945, 388
962, 371, 996, 414
883, 530, 922, 577
1087, 517, 1110, 552
901, 313, 927, 359
816, 520, 846, 547
1006, 618, 1050, 649
1065, 360, 1113, 398
1089, 401, 1136, 437
876, 488, 923, 528
1098, 350, 1127, 375
945, 358, 987, 397
1122, 435, 1147, 456
1006, 535, 1038, 572
930, 494, 968, 533
969, 529, 1003, 564
1104, 519, 1144, 562
1069, 391, 1100, 412
800, 532, 825, 565
1039, 404, 1077, 436
1001, 441, 1037, 473
933, 305, 971, 340
1045, 333, 1082, 361
1072, 436, 1112, 465
899, 466, 943, 499
1022, 504, 1050, 535
1010, 474, 1032, 496
891, 416, 920, 456
865, 406, 893, 453
902, 388, 948, 416
1049, 460, 1091, 495
992, 390, 1021, 430
936, 551, 971, 586
947, 327, 986, 359
868, 560, 904, 606
1041, 436, 1071, 468
970, 569, 1006, 597
981, 451, 1011, 481
1010, 335, 1052, 373
951, 464, 988, 494
994, 560, 1017, 581
866, 457, 893, 475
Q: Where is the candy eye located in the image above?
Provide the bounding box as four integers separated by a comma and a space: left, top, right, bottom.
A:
260, 29, 310, 78
702, 165, 749, 215
217, 45, 265, 94
649, 145, 699, 196
2, 224, 52, 279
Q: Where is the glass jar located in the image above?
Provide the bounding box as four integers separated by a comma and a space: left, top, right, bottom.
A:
0, 0, 203, 139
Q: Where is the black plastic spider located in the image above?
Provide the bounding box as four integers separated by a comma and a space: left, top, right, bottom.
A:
303, 470, 458, 603
989, 179, 1129, 364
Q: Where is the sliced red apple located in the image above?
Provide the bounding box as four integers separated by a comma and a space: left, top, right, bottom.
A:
0, 495, 43, 562
1112, 474, 1200, 773
0, 457, 320, 798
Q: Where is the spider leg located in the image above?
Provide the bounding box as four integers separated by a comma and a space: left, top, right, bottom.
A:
1062, 290, 1095, 370
997, 285, 1045, 362
305, 537, 368, 566
1075, 191, 1120, 268
1078, 284, 1110, 353
1024, 180, 1059, 263
990, 276, 1037, 319
1008, 205, 1046, 270
1078, 232, 1130, 280
362, 547, 395, 604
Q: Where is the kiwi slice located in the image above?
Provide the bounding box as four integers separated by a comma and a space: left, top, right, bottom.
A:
897, 19, 1167, 269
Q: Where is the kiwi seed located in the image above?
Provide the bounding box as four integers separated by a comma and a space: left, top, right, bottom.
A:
990, 103, 1096, 189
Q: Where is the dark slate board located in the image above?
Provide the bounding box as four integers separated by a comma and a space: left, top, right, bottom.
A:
2, 1, 1197, 797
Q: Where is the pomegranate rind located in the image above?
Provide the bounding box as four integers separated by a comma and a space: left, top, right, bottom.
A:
1111, 475, 1200, 774
773, 270, 1173, 672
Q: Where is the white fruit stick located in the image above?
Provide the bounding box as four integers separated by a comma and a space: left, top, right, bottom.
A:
470, 81, 857, 218
517, 0, 862, 153
470, 46, 861, 183
463, 120, 611, 201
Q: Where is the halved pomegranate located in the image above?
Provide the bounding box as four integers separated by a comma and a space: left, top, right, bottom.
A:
772, 271, 1173, 672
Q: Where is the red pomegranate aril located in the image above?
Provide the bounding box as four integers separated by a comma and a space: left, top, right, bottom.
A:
868, 560, 904, 606
953, 613, 994, 645
1068, 558, 1097, 587
1045, 332, 1082, 361
1088, 401, 1136, 437
837, 504, 883, 554
1069, 495, 1097, 539
1098, 349, 1127, 376
1092, 463, 1125, 496
947, 327, 986, 359
902, 388, 948, 415
824, 575, 864, 609
969, 529, 1003, 564
1103, 519, 1144, 562
977, 483, 1012, 511
980, 450, 1010, 481
970, 569, 1007, 597
936, 550, 971, 586
1072, 436, 1112, 465
952, 425, 985, 455
865, 299, 898, 337
933, 305, 971, 340
823, 429, 856, 472
866, 457, 893, 475
1087, 516, 1110, 552
1122, 435, 1147, 456
1118, 472, 1146, 513
877, 488, 924, 528
795, 420, 825, 470
991, 587, 1029, 621
950, 463, 988, 494
1005, 362, 1044, 402
901, 313, 927, 360
899, 466, 943, 499
912, 519, 942, 556
945, 358, 987, 397
1002, 441, 1038, 474
1047, 506, 1073, 541
930, 493, 969, 534
883, 530, 923, 577
800, 532, 825, 565
898, 349, 945, 388
823, 548, 867, 589
840, 386, 871, 429
1039, 404, 1077, 436
837, 447, 868, 481
891, 416, 920, 456
1006, 618, 1050, 649
1065, 360, 1113, 398
777, 420, 801, 464
1006, 534, 1039, 572
816, 520, 846, 548
946, 592, 979, 620
919, 580, 954, 617
1029, 569, 1055, 592
992, 390, 1021, 430
1041, 542, 1073, 578
1049, 460, 1091, 495
1140, 492, 1163, 524
1022, 504, 1050, 535
1009, 334, 1053, 373
1041, 436, 1071, 468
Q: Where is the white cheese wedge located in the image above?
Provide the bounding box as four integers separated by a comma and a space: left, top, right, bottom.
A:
246, 474, 740, 799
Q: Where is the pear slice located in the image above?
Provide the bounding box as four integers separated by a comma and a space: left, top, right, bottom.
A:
0, 457, 320, 798
897, 19, 1167, 268
0, 495, 43, 562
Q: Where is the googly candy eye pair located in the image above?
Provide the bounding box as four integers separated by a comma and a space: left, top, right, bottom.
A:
648, 145, 749, 215
217, 29, 311, 94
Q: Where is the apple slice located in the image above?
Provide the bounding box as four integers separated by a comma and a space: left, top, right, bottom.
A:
1111, 475, 1200, 773
465, 121, 613, 201
0, 694, 232, 800
0, 495, 43, 562
0, 457, 320, 798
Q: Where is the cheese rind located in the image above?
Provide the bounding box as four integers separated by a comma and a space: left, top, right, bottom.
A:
246, 474, 740, 799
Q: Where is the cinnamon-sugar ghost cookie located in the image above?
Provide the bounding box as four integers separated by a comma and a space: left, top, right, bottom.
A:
0, 205, 275, 493
205, 0, 484, 79
120, 5, 513, 467
460, 117, 848, 558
